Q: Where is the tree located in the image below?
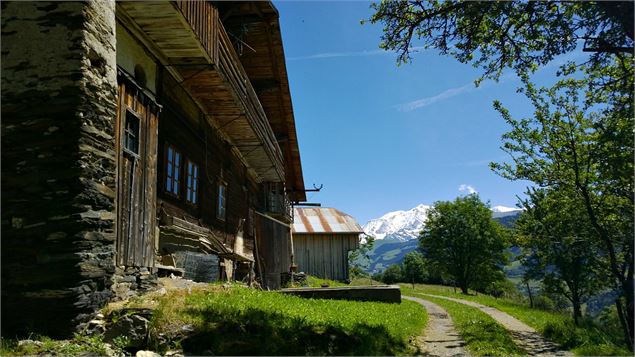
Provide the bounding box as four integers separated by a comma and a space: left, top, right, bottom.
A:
367, 1, 633, 347
349, 235, 375, 282
491, 73, 634, 347
402, 251, 426, 287
516, 187, 602, 324
367, 1, 633, 83
381, 264, 403, 285
419, 194, 508, 294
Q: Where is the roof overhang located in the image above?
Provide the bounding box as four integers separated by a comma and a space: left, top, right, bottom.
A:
219, 1, 306, 201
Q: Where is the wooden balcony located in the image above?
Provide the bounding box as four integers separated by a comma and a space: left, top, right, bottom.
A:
117, 1, 284, 182
261, 182, 292, 222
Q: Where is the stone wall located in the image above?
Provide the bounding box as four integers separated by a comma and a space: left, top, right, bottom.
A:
1, 1, 120, 337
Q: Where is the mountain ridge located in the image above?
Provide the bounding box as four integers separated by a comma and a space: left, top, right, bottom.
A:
359, 203, 523, 273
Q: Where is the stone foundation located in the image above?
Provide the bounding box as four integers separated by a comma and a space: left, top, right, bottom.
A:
1, 1, 129, 337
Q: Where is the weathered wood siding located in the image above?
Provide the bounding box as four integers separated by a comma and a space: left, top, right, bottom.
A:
294, 234, 359, 282
156, 69, 259, 253
255, 214, 291, 289
115, 73, 159, 268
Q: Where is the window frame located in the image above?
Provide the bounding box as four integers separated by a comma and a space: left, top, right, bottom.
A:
185, 158, 199, 206
123, 109, 141, 158
164, 143, 182, 198
216, 181, 227, 221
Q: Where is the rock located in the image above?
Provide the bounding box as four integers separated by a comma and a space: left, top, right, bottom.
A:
135, 350, 161, 357
103, 343, 122, 357
85, 318, 106, 335
165, 350, 184, 357
104, 312, 150, 348
17, 339, 43, 348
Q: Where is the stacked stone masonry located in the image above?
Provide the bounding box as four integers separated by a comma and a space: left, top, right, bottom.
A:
1, 1, 154, 337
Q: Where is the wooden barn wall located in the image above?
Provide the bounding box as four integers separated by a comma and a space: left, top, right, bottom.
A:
156, 69, 259, 253
293, 234, 360, 282
255, 215, 291, 290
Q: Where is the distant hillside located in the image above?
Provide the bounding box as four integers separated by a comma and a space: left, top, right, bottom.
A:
358, 204, 522, 274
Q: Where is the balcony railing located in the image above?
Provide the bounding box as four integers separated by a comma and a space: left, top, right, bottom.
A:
175, 1, 219, 64
262, 182, 292, 222
174, 1, 284, 182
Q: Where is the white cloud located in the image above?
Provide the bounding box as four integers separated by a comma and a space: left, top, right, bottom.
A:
287, 46, 425, 61
396, 82, 475, 112
394, 50, 587, 112
458, 184, 477, 195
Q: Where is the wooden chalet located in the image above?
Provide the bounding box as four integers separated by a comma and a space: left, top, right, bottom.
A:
2, 0, 305, 336
115, 1, 306, 288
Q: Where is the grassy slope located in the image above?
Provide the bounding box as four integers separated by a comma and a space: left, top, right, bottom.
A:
151, 285, 427, 355
0, 335, 115, 356
421, 295, 525, 356
403, 284, 630, 356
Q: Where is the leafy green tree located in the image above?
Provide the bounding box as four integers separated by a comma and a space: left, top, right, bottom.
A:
516, 187, 602, 324
402, 251, 426, 287
381, 264, 403, 285
349, 235, 375, 281
367, 1, 633, 82
420, 194, 508, 294
491, 73, 633, 347
367, 1, 633, 347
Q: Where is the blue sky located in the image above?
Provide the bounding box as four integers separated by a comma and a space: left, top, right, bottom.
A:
276, 1, 585, 224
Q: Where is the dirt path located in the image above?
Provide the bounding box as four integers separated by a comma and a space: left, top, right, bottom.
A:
418, 293, 573, 356
402, 295, 467, 357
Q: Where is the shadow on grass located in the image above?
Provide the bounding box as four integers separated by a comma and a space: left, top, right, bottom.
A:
178, 305, 407, 356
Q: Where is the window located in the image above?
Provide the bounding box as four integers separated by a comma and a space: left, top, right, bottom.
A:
165, 145, 181, 196
185, 159, 199, 205
124, 111, 140, 154
217, 183, 227, 220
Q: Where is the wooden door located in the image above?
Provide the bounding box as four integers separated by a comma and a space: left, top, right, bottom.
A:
115, 72, 160, 268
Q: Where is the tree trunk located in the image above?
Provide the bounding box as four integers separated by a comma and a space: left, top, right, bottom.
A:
526, 281, 534, 308
624, 264, 634, 350
572, 295, 582, 325
615, 297, 632, 350
577, 186, 633, 349
460, 281, 469, 295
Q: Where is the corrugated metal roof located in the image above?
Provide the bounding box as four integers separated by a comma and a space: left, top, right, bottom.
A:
292, 207, 364, 234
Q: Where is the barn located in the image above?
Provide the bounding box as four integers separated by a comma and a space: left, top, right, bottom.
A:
292, 208, 362, 282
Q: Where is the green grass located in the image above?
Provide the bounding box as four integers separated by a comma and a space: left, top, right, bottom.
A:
416, 295, 525, 356
0, 334, 115, 356
403, 284, 631, 356
304, 275, 347, 288
150, 285, 427, 355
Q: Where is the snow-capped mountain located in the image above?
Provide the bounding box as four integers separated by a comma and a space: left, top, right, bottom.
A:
491, 205, 523, 218
360, 203, 524, 273
363, 204, 523, 241
363, 204, 430, 242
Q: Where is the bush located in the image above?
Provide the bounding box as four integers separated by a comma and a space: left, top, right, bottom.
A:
381, 264, 402, 284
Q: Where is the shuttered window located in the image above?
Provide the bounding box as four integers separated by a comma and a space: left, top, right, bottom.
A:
165, 145, 181, 196
186, 159, 199, 205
